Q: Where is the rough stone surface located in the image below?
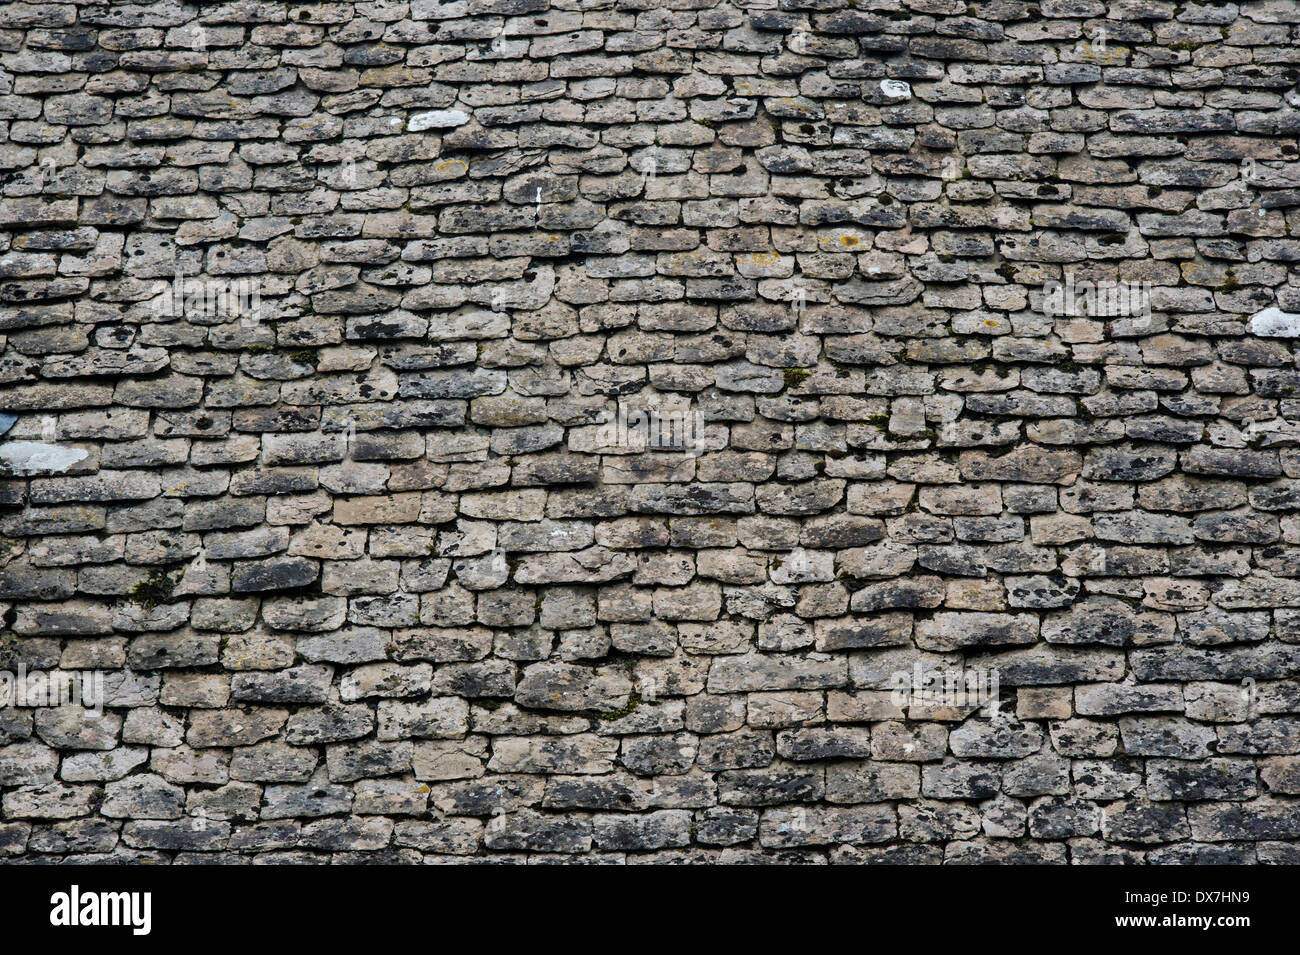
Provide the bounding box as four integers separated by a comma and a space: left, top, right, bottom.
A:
0, 0, 1298, 864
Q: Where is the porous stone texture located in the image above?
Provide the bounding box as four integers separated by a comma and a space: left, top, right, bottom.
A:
0, 0, 1299, 865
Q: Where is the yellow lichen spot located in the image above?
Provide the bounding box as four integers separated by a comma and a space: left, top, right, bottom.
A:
983, 319, 999, 327
747, 251, 780, 266
435, 159, 468, 177
838, 235, 859, 247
